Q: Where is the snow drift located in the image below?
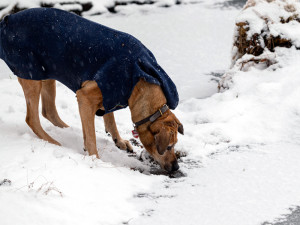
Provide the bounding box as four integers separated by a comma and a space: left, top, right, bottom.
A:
220, 0, 300, 89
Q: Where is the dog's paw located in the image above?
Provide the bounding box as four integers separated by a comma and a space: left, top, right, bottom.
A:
114, 139, 134, 153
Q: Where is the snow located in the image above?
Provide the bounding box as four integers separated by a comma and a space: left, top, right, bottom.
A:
1, 1, 300, 225
235, 0, 300, 45
0, 0, 206, 16
270, 21, 300, 47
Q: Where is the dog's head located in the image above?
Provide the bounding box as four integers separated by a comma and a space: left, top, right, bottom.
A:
138, 110, 184, 172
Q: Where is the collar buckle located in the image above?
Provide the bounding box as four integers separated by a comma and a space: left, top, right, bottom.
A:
159, 108, 163, 116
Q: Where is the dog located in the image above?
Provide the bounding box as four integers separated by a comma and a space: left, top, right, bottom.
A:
0, 8, 184, 172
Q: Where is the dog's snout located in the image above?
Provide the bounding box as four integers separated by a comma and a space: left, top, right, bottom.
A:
171, 160, 179, 172
164, 160, 179, 172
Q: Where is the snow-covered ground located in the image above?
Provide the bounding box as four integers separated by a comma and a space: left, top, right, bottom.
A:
1, 1, 300, 225
0, 0, 215, 17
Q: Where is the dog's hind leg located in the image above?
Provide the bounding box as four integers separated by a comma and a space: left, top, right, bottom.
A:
41, 80, 69, 128
104, 113, 133, 152
76, 81, 102, 158
18, 78, 61, 146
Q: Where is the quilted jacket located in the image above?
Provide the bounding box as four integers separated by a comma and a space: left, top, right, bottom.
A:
0, 8, 179, 113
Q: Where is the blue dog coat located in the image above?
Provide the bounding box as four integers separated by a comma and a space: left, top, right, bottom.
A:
0, 8, 179, 113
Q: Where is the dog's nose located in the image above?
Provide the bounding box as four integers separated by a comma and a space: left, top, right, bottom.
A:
171, 160, 179, 172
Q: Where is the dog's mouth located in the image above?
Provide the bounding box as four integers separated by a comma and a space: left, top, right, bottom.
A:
149, 168, 186, 178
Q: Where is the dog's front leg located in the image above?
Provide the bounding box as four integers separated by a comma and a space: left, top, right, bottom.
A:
76, 81, 102, 158
77, 96, 98, 158
104, 112, 133, 152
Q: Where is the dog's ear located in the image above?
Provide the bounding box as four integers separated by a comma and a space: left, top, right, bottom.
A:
154, 127, 169, 155
178, 124, 184, 135
172, 114, 184, 135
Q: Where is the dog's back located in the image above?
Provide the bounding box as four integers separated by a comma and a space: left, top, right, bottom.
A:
0, 8, 141, 93
0, 7, 178, 113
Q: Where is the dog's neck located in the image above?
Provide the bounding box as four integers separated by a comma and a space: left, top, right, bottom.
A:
128, 79, 167, 127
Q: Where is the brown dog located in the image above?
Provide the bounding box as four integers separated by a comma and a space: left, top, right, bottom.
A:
1, 8, 183, 172
18, 78, 183, 172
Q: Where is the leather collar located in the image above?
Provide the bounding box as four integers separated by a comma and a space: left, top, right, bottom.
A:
134, 104, 169, 128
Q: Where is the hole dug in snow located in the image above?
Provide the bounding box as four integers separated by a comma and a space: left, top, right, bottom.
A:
134, 150, 187, 178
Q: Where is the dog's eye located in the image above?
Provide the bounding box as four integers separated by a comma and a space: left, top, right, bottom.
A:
167, 145, 173, 151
